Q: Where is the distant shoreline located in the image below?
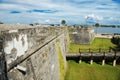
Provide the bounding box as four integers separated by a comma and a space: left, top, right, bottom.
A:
95, 33, 113, 38
95, 33, 120, 39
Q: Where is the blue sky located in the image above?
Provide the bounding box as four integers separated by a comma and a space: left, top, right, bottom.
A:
0, 0, 120, 25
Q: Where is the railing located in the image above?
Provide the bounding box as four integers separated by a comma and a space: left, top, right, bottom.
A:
67, 48, 120, 58
79, 48, 115, 53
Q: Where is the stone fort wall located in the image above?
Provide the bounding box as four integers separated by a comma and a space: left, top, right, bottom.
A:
69, 26, 95, 44
0, 24, 69, 80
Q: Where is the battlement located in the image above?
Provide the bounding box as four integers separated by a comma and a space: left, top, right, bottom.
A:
69, 26, 95, 44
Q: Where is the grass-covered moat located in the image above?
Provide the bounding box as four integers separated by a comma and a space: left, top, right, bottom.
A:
65, 60, 120, 80
69, 38, 117, 53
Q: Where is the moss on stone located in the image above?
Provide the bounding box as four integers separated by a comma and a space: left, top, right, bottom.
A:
56, 42, 66, 80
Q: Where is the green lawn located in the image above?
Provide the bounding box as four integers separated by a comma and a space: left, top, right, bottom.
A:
65, 60, 120, 80
69, 38, 117, 53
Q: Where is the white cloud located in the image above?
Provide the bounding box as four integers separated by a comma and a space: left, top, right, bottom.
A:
0, 0, 120, 24
45, 19, 50, 23
108, 17, 120, 22
85, 14, 103, 21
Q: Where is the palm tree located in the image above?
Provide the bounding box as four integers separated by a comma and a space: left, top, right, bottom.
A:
61, 20, 66, 26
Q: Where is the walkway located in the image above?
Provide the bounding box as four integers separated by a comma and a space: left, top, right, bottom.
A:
66, 49, 120, 66
66, 52, 120, 57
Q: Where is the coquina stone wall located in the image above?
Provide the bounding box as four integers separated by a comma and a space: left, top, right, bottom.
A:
69, 26, 95, 44
0, 24, 68, 80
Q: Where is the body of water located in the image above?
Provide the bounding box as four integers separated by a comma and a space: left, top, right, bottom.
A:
94, 27, 120, 34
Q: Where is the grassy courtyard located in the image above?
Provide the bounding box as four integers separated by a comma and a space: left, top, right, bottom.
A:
65, 60, 120, 80
69, 38, 117, 53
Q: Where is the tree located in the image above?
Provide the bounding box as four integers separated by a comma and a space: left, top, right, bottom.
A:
61, 20, 66, 26
111, 36, 120, 46
111, 36, 120, 51
95, 23, 99, 28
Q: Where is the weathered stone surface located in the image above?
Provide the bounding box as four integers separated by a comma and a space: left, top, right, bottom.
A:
70, 26, 95, 44
0, 25, 68, 80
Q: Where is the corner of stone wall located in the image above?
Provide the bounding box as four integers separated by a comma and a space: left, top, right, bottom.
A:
56, 42, 66, 80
